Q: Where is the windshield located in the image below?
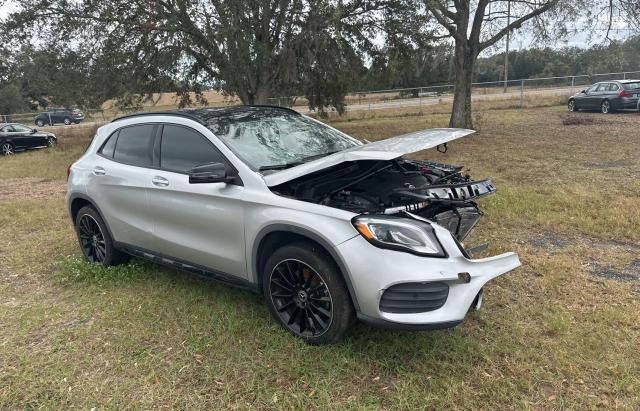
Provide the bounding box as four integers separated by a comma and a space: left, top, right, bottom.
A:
207, 113, 358, 170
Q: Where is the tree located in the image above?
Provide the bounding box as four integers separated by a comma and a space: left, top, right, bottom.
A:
423, 0, 560, 128
3, 0, 388, 113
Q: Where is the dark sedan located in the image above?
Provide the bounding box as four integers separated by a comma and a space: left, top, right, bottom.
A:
34, 108, 85, 126
568, 80, 640, 113
0, 123, 57, 156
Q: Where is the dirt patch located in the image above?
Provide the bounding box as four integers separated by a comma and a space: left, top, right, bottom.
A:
591, 260, 640, 282
528, 232, 571, 249
561, 115, 606, 126
0, 178, 66, 200
583, 160, 631, 169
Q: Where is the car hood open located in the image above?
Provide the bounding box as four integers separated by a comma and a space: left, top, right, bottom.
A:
262, 128, 476, 187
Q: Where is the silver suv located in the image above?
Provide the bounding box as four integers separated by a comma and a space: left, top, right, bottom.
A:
66, 106, 520, 344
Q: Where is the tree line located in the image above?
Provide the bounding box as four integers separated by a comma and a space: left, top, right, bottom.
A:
1, 0, 638, 128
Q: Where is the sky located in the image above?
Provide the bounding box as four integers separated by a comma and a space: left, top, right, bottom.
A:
0, 0, 634, 54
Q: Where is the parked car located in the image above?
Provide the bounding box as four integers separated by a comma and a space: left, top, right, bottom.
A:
66, 106, 520, 344
0, 123, 57, 156
568, 79, 640, 113
34, 108, 85, 126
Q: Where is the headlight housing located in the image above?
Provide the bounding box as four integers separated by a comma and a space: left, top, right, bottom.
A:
352, 215, 445, 257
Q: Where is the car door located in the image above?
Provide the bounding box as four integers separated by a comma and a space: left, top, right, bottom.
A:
86, 123, 157, 249
2, 125, 30, 149
581, 84, 600, 109
146, 123, 247, 279
12, 124, 41, 147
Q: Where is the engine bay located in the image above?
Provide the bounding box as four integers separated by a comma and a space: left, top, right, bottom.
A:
270, 158, 496, 241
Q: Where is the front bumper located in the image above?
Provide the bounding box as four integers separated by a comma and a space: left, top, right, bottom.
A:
337, 223, 520, 329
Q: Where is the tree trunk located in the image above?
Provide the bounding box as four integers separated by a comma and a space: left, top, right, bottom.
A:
449, 40, 476, 129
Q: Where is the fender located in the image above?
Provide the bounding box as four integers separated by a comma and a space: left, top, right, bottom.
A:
251, 223, 361, 312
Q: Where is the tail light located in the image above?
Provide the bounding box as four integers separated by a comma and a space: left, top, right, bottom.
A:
618, 90, 633, 97
66, 164, 72, 180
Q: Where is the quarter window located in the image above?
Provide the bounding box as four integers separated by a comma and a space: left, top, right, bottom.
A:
160, 125, 226, 173
113, 124, 155, 167
99, 131, 118, 158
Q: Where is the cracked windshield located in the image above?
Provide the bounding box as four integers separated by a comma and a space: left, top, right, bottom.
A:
209, 113, 358, 171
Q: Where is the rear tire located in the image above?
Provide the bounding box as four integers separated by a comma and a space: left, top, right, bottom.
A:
263, 242, 354, 344
63, 117, 72, 125
75, 206, 130, 266
1, 142, 14, 156
601, 100, 612, 114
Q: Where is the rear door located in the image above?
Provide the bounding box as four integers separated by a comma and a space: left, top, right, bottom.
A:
146, 123, 247, 278
86, 124, 157, 249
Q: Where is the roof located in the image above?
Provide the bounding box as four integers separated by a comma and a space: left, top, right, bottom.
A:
111, 105, 300, 124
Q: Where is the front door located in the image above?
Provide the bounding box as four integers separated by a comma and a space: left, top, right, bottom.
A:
145, 124, 247, 279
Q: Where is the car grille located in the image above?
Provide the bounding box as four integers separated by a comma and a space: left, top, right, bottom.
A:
379, 281, 449, 314
432, 206, 481, 241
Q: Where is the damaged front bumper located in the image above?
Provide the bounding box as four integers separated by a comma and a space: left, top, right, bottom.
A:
337, 221, 520, 330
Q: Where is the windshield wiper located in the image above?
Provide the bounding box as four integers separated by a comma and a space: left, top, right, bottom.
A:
300, 151, 339, 163
258, 161, 303, 171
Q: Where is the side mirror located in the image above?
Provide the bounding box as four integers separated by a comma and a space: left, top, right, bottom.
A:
188, 162, 235, 184
581, 89, 587, 94
31, 128, 37, 133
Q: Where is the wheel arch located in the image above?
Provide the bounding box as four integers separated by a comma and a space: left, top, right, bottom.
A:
252, 225, 361, 311
68, 193, 117, 245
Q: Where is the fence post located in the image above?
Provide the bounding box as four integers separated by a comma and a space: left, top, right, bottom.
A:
571, 76, 575, 92
520, 79, 524, 107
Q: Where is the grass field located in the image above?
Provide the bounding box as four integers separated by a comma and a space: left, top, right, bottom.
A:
1, 105, 639, 409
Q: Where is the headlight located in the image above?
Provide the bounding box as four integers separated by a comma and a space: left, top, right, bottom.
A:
352, 215, 445, 257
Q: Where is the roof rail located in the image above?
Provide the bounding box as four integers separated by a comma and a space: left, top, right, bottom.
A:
246, 105, 301, 115
110, 110, 207, 124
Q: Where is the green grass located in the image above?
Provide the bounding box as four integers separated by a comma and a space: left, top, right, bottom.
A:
1, 105, 639, 409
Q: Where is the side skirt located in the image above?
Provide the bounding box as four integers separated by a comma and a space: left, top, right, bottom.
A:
114, 242, 260, 293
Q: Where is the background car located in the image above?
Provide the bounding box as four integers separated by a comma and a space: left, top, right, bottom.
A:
0, 123, 57, 156
34, 108, 85, 126
568, 80, 640, 113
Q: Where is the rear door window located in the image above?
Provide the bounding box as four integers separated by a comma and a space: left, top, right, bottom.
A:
160, 125, 226, 173
608, 83, 620, 91
595, 83, 609, 92
113, 124, 155, 167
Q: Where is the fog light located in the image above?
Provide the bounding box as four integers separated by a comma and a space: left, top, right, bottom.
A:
458, 272, 471, 283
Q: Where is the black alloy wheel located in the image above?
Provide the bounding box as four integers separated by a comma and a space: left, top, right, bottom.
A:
269, 259, 333, 338
77, 214, 107, 263
263, 242, 354, 344
47, 137, 56, 147
74, 205, 130, 266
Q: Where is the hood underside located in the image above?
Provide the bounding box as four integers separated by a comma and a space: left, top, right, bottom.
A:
262, 128, 475, 187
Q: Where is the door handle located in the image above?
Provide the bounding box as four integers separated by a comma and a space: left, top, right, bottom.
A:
93, 166, 106, 176
152, 176, 169, 187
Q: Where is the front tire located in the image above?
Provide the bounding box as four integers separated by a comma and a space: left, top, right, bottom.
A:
75, 206, 130, 266
35, 119, 45, 127
263, 242, 354, 344
1, 142, 14, 156
568, 99, 578, 112
601, 100, 612, 114
47, 137, 56, 147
